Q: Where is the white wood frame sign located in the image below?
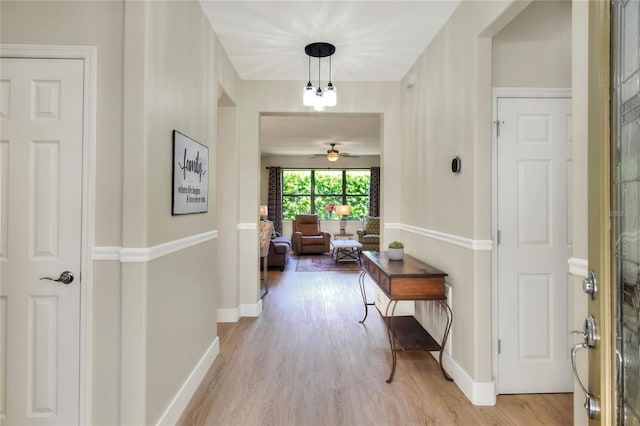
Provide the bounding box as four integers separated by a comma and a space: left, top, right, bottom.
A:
172, 130, 208, 215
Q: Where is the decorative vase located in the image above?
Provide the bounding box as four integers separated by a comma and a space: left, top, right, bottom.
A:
387, 248, 404, 260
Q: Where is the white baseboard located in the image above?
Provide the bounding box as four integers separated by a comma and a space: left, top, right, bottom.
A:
432, 351, 496, 406
155, 337, 220, 425
218, 300, 263, 322
240, 300, 262, 317
217, 308, 240, 323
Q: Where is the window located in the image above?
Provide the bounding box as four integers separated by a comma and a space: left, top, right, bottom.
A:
282, 169, 370, 221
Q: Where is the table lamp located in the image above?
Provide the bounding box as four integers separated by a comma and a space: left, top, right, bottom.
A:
259, 205, 268, 220
335, 205, 350, 234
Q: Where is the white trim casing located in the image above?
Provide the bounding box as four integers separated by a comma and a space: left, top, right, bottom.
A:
1, 44, 99, 425
385, 223, 493, 251
568, 257, 588, 277
92, 230, 218, 262
490, 87, 572, 396
155, 337, 220, 426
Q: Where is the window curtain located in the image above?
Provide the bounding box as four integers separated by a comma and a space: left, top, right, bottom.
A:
369, 167, 380, 217
267, 167, 283, 235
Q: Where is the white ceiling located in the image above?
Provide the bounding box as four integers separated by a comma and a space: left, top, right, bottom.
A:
260, 114, 380, 156
201, 0, 460, 156
200, 1, 460, 82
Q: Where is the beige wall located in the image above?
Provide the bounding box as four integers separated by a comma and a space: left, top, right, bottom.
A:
237, 80, 402, 307
2, 0, 586, 418
400, 0, 572, 390
217, 104, 240, 315
1, 0, 239, 424
399, 0, 524, 385
493, 0, 572, 88
397, 0, 573, 398
139, 2, 228, 423
1, 1, 126, 423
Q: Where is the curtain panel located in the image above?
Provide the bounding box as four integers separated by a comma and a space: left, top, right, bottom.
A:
267, 167, 283, 235
369, 166, 380, 217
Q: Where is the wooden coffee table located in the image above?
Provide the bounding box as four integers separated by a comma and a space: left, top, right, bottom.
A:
330, 240, 363, 265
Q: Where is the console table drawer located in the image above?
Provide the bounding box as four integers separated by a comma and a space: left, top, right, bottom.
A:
391, 277, 445, 299
364, 257, 379, 283
379, 273, 391, 294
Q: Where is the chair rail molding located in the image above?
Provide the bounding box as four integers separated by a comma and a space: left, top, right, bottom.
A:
385, 223, 493, 251
237, 223, 257, 230
93, 230, 218, 262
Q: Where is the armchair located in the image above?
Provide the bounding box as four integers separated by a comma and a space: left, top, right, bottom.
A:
259, 220, 274, 297
291, 214, 331, 254
356, 216, 380, 251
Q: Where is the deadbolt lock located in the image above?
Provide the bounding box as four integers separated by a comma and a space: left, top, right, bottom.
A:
583, 270, 598, 299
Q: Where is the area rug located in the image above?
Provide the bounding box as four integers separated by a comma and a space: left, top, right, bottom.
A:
295, 255, 362, 272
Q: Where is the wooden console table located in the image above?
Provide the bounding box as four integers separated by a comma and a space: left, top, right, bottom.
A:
359, 251, 453, 383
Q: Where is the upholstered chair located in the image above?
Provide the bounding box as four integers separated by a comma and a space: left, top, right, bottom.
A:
291, 214, 331, 254
356, 216, 380, 251
259, 220, 273, 297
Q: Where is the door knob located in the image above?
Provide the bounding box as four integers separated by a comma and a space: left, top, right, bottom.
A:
40, 271, 74, 285
570, 315, 601, 420
571, 314, 599, 348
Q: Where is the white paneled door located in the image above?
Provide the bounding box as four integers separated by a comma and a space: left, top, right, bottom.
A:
1, 58, 83, 425
497, 97, 573, 393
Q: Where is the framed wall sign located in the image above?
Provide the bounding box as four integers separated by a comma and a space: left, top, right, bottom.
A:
172, 130, 209, 215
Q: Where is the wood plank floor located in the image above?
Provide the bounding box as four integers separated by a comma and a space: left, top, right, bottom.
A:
178, 256, 572, 426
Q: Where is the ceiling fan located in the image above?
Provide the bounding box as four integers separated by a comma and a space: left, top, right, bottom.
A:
312, 143, 358, 162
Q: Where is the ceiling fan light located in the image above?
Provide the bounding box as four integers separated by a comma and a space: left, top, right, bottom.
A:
327, 151, 339, 161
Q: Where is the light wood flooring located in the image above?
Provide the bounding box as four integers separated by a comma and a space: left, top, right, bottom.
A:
178, 255, 572, 426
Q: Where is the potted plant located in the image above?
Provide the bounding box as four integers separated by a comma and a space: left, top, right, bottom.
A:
387, 241, 404, 260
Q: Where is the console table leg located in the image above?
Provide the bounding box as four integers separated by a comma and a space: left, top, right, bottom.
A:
358, 271, 374, 323
384, 300, 399, 383
438, 300, 453, 381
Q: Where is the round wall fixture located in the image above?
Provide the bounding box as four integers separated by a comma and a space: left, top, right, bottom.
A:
451, 156, 462, 174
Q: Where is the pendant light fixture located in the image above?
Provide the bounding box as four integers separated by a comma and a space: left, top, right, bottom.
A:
303, 42, 337, 111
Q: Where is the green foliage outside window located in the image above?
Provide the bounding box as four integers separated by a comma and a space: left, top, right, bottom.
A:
282, 169, 370, 221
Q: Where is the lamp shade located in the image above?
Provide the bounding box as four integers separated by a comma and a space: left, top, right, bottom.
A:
324, 84, 337, 106
303, 84, 316, 106
260, 205, 268, 217
335, 205, 350, 216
